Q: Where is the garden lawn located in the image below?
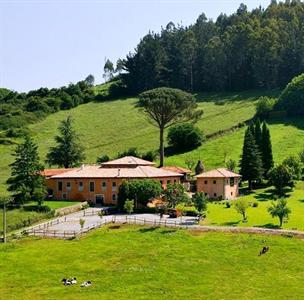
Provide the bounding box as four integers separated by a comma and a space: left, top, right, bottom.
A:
202, 182, 304, 230
1, 225, 304, 300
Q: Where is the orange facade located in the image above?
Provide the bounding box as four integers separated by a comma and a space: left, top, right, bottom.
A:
47, 176, 181, 205
196, 176, 239, 200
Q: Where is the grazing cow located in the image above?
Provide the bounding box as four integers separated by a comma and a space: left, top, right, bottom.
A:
81, 281, 92, 287
259, 246, 269, 256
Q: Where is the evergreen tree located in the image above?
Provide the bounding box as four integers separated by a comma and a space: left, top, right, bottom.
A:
261, 122, 274, 176
254, 118, 262, 152
46, 116, 85, 168
239, 127, 263, 189
7, 135, 45, 204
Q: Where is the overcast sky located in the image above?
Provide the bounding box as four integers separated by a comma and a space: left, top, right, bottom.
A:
0, 0, 271, 92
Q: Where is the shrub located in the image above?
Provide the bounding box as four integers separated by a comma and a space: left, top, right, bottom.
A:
141, 150, 158, 162
96, 154, 110, 164
282, 155, 302, 180
268, 164, 294, 196
252, 201, 259, 208
276, 73, 304, 116
256, 96, 276, 118
22, 205, 52, 213
176, 204, 199, 216
117, 147, 140, 158
225, 201, 231, 208
167, 123, 204, 153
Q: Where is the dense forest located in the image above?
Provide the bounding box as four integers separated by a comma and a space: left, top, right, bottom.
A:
0, 76, 95, 134
120, 0, 304, 94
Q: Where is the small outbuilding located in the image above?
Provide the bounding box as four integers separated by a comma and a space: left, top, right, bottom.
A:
196, 168, 241, 200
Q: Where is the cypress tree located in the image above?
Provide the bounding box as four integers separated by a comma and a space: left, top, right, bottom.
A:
239, 127, 263, 190
261, 122, 274, 176
254, 118, 262, 152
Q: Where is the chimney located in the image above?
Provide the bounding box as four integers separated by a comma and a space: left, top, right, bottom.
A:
81, 164, 85, 170
118, 168, 121, 177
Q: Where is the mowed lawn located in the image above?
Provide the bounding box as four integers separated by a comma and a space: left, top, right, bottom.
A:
202, 182, 304, 230
0, 226, 304, 300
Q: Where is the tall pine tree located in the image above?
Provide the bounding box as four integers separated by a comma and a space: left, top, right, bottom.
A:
46, 116, 85, 168
261, 121, 274, 176
7, 135, 45, 204
240, 127, 263, 190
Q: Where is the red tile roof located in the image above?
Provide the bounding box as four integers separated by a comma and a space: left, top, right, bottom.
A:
101, 156, 155, 167
42, 169, 73, 177
50, 165, 182, 179
196, 168, 241, 178
161, 166, 192, 174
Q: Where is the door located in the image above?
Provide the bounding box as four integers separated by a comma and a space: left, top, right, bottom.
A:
95, 194, 104, 205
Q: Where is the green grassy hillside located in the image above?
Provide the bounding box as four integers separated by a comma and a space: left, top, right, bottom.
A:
2, 88, 302, 196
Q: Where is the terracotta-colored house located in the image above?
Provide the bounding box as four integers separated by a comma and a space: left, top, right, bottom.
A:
196, 168, 241, 200
45, 156, 182, 205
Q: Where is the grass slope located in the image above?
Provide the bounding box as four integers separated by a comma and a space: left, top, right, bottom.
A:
1, 226, 304, 300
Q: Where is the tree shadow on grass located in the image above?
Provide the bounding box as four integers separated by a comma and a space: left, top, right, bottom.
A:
139, 227, 158, 233
256, 223, 280, 229
221, 221, 241, 227
159, 229, 177, 234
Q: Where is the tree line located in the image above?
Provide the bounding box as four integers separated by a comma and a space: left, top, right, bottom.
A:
0, 75, 95, 134
113, 1, 304, 94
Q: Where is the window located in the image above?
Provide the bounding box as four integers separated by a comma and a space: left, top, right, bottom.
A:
89, 182, 95, 192
58, 181, 63, 192
112, 194, 117, 201
78, 181, 83, 192
230, 178, 235, 187
102, 181, 107, 190
112, 182, 117, 191
205, 193, 208, 197
213, 180, 217, 184
231, 192, 233, 196
167, 180, 171, 184
214, 193, 217, 197
66, 182, 71, 192
174, 179, 177, 183
204, 180, 208, 184
160, 180, 163, 185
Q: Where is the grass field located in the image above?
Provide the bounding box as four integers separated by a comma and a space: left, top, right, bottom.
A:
0, 225, 304, 300
202, 182, 304, 230
0, 90, 281, 195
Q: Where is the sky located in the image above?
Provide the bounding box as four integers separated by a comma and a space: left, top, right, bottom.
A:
0, 0, 271, 92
